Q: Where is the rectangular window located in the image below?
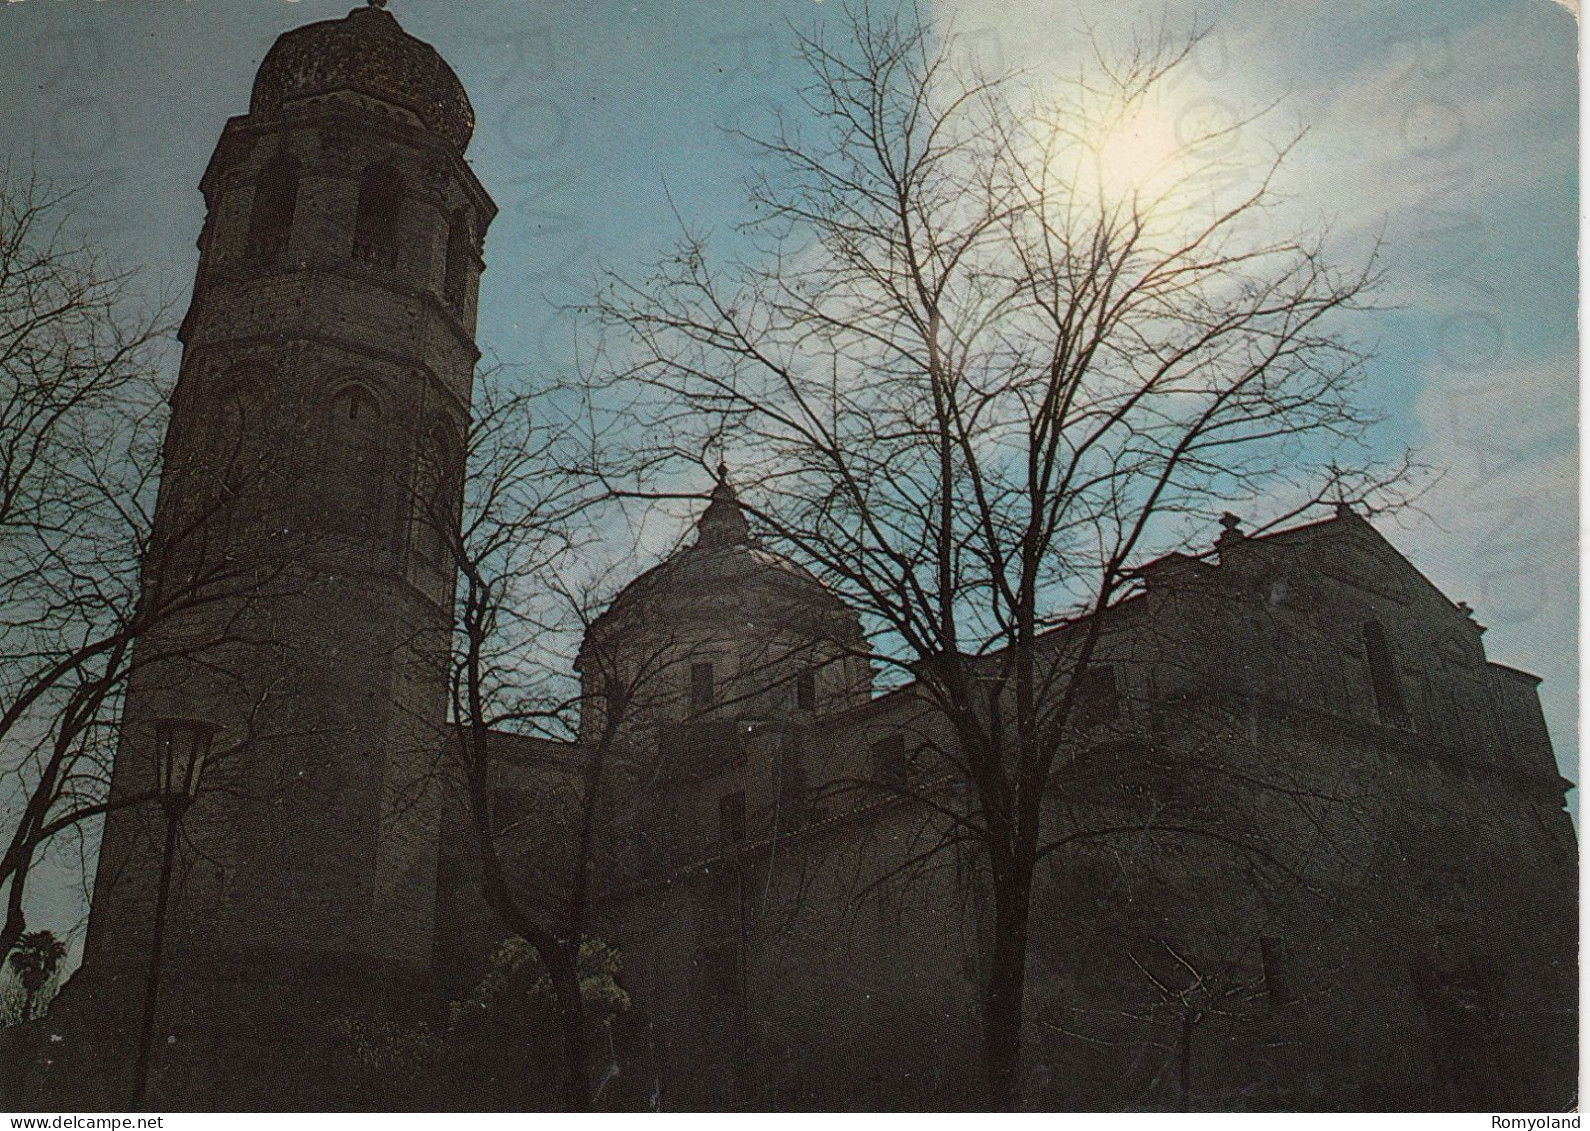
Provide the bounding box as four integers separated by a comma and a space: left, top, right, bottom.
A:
352, 163, 402, 268
719, 790, 746, 843
1075, 665, 1120, 728
690, 661, 715, 714
796, 667, 817, 711
1362, 621, 1409, 727
245, 152, 298, 261
870, 733, 909, 788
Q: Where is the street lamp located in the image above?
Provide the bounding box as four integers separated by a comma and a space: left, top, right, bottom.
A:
153, 720, 214, 810
132, 717, 218, 1110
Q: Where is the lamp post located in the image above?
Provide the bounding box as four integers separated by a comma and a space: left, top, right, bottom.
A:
131, 718, 217, 1110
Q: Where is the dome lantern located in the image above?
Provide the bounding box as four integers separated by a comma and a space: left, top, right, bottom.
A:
696, 464, 751, 549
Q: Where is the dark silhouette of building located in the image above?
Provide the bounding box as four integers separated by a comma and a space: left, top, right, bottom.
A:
13, 2, 494, 1109
4, 4, 1575, 1113
442, 484, 1577, 1111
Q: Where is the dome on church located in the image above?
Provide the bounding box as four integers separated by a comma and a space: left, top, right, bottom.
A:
590, 472, 852, 637
250, 3, 475, 150
577, 470, 872, 732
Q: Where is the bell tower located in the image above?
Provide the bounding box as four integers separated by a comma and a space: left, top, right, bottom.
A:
46, 3, 495, 1108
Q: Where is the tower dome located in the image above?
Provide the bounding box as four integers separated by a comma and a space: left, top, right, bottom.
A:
578, 469, 871, 737
250, 3, 475, 150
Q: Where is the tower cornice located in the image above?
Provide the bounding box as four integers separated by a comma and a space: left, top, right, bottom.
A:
179, 261, 485, 371
200, 106, 497, 228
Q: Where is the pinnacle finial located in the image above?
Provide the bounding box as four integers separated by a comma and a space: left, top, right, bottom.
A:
368, 0, 390, 8
697, 468, 750, 548
1214, 512, 1248, 561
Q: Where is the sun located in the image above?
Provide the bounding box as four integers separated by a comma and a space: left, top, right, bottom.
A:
1091, 99, 1187, 205
1042, 78, 1253, 235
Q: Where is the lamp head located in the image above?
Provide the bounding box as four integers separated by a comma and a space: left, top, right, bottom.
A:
152, 718, 220, 803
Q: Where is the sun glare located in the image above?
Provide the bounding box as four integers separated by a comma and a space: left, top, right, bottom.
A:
1092, 100, 1186, 204
1041, 78, 1256, 237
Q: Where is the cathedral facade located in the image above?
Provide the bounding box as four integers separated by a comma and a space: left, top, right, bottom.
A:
431, 480, 1577, 1111
4, 5, 1575, 1112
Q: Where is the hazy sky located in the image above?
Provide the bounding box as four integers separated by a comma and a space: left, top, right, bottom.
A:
0, 0, 1576, 947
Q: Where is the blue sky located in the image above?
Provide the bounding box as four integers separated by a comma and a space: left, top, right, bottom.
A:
0, 0, 1576, 945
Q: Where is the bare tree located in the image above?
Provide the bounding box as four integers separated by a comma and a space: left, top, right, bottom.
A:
1034, 782, 1373, 1110
423, 374, 672, 1110
0, 168, 287, 972
588, 6, 1409, 1107
0, 167, 174, 964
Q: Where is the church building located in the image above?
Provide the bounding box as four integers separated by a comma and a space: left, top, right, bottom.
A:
3, 4, 1575, 1113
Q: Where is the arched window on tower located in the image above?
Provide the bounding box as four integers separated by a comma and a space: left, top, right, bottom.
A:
411, 420, 460, 568
211, 369, 265, 503
1362, 620, 1409, 728
444, 208, 473, 311
353, 161, 402, 268
245, 150, 298, 261
314, 383, 386, 537
165, 366, 271, 556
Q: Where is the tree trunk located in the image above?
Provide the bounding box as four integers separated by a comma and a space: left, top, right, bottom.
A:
0, 851, 32, 973
542, 941, 593, 1112
474, 803, 594, 1111
982, 874, 1033, 1110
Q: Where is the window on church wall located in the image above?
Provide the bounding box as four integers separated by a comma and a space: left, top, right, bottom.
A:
1261, 623, 1290, 701
353, 162, 402, 268
796, 667, 817, 711
187, 369, 268, 538
411, 421, 459, 568
776, 740, 809, 823
690, 661, 715, 714
316, 384, 385, 536
156, 375, 255, 575
245, 150, 298, 261
870, 732, 910, 788
444, 208, 472, 311
1074, 665, 1120, 729
1362, 620, 1410, 728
